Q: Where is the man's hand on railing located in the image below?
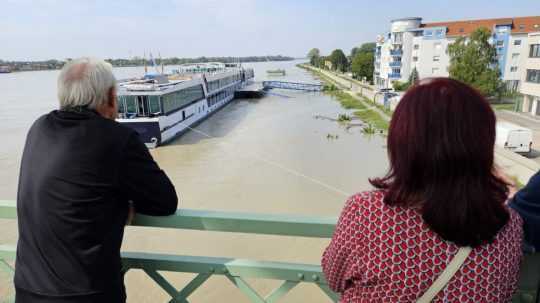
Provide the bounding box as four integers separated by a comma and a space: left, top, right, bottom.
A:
493, 165, 517, 201
126, 203, 135, 225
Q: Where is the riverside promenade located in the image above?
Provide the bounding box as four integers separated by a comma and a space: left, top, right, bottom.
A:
298, 64, 390, 122
300, 64, 540, 185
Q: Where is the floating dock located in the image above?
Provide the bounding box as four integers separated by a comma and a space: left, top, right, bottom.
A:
234, 83, 266, 98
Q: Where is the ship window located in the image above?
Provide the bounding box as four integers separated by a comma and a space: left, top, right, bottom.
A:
125, 96, 137, 114
148, 96, 161, 115
162, 84, 205, 114
137, 96, 149, 117
118, 96, 126, 113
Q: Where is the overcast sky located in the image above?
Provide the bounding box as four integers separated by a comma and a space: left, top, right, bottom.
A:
2, 0, 540, 61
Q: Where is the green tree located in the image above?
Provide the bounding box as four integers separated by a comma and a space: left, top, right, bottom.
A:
350, 42, 376, 82
351, 43, 376, 58
408, 67, 419, 85
319, 56, 328, 69
307, 48, 320, 59
307, 48, 321, 66
350, 47, 360, 59
329, 49, 348, 72
392, 80, 410, 91
351, 52, 375, 82
358, 43, 376, 54
448, 27, 501, 96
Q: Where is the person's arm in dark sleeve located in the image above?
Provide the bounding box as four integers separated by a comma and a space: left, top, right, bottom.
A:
119, 133, 178, 216
510, 171, 540, 251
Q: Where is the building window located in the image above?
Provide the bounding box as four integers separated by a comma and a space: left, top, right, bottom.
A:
424, 30, 433, 37
526, 69, 540, 83
512, 53, 520, 59
514, 40, 522, 46
432, 68, 440, 74
414, 44, 419, 50
496, 40, 504, 47
459, 28, 465, 33
433, 56, 440, 62
530, 44, 540, 58
393, 32, 403, 44
435, 29, 443, 36
510, 66, 518, 73
413, 56, 418, 62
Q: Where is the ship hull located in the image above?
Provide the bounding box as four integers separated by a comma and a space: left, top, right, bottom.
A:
117, 90, 237, 148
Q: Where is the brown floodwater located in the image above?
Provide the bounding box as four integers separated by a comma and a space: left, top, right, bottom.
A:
0, 60, 388, 302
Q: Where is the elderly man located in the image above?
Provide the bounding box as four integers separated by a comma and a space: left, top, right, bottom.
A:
15, 58, 178, 302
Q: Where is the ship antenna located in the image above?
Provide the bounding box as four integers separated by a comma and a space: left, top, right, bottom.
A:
143, 51, 148, 73
159, 52, 164, 74
149, 52, 159, 73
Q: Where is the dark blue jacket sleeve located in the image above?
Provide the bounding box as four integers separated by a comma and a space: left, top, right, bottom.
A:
510, 171, 540, 251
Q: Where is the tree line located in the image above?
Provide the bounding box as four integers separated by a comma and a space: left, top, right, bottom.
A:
307, 27, 508, 97
0, 55, 295, 71
307, 43, 376, 84
105, 55, 294, 67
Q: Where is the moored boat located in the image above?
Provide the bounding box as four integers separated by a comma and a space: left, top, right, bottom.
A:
0, 66, 12, 73
116, 63, 254, 148
266, 69, 286, 76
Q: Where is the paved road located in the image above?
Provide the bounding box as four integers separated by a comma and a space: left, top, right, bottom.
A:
497, 110, 540, 164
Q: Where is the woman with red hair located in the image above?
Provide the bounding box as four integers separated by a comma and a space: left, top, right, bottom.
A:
322, 78, 523, 302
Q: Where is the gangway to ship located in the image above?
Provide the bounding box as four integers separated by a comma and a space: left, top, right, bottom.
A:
263, 81, 323, 92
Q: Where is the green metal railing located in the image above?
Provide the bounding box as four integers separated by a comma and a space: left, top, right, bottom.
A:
0, 200, 338, 302
1, 199, 540, 302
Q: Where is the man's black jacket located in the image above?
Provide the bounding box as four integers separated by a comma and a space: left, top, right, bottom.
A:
15, 109, 178, 302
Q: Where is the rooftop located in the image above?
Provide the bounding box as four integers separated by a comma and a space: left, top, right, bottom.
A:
422, 16, 540, 36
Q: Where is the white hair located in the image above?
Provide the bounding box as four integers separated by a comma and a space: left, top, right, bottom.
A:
57, 57, 116, 109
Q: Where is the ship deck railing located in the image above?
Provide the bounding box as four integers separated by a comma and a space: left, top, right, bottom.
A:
0, 200, 539, 303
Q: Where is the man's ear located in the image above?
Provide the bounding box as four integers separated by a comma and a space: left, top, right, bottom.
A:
107, 87, 116, 107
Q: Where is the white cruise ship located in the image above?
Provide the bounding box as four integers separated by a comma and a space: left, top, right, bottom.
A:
116, 62, 254, 148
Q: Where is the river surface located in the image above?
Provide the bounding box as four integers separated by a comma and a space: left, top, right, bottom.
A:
0, 60, 388, 302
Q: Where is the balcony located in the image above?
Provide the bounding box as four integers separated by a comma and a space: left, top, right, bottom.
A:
388, 73, 402, 79
390, 49, 403, 56
389, 61, 402, 67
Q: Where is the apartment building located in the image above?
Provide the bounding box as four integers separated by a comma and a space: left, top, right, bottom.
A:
374, 16, 540, 90
520, 32, 540, 115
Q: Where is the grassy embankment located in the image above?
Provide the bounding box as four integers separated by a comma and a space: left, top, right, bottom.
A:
492, 103, 517, 111
297, 64, 389, 131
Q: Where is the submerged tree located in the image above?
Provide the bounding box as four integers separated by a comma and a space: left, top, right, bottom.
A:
448, 27, 501, 96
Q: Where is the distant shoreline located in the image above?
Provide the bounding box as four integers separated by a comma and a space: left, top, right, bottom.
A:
0, 56, 297, 73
